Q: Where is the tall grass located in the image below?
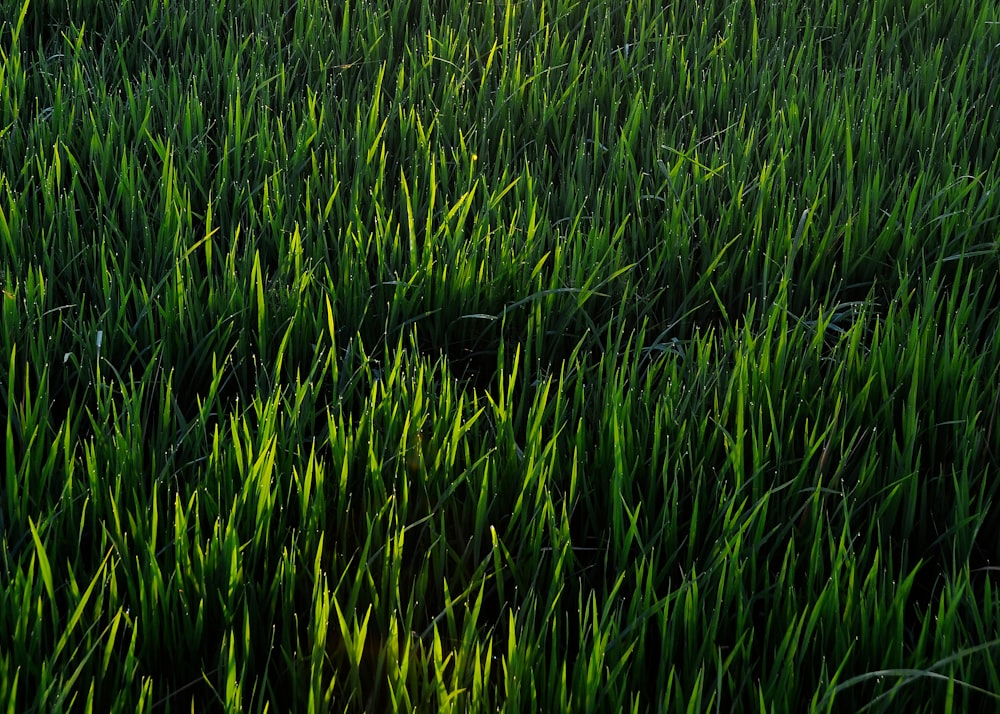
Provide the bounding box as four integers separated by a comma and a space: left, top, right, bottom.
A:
2, 0, 999, 711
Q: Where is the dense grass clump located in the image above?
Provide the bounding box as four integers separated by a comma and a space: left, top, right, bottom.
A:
2, 0, 999, 711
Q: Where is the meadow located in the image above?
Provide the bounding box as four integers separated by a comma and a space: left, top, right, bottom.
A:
1, 0, 999, 711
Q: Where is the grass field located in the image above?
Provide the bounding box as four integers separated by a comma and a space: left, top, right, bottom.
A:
2, 0, 1000, 710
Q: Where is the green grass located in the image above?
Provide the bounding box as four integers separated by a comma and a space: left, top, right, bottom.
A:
2, 0, 999, 710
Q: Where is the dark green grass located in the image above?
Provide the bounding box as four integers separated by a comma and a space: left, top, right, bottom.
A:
2, 0, 999, 711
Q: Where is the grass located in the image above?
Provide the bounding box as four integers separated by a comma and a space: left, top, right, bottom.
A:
1, 0, 999, 710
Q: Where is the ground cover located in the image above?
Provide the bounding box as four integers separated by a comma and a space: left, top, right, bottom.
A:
1, 0, 999, 710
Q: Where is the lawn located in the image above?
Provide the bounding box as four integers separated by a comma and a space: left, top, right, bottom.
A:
1, 0, 999, 711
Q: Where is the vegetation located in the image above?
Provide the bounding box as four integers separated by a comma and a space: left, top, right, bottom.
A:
2, 0, 999, 710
